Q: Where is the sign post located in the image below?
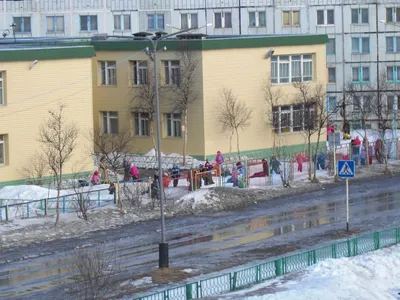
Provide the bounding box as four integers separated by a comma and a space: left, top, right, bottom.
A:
337, 160, 355, 232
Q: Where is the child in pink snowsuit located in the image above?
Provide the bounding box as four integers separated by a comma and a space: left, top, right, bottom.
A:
296, 153, 304, 172
231, 167, 239, 187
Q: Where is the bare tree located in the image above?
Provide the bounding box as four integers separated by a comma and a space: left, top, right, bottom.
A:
65, 246, 120, 300
70, 178, 96, 221
217, 88, 253, 157
130, 63, 158, 152
345, 81, 373, 166
293, 82, 328, 182
39, 104, 78, 226
169, 47, 200, 165
89, 128, 135, 212
19, 151, 48, 185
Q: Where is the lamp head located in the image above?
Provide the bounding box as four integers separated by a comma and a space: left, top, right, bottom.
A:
265, 49, 275, 59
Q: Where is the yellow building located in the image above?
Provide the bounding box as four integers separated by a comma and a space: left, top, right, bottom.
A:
0, 34, 328, 185
0, 45, 95, 186
91, 34, 328, 159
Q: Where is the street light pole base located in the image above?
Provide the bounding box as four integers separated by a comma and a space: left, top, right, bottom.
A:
159, 242, 169, 268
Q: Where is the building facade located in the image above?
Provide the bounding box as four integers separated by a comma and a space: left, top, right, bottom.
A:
0, 45, 95, 185
1, 0, 399, 130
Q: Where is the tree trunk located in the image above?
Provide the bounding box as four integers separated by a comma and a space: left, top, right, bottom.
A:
182, 109, 188, 166
364, 129, 369, 168
307, 136, 312, 180
235, 128, 241, 159
229, 131, 233, 154
150, 122, 157, 160
55, 174, 61, 226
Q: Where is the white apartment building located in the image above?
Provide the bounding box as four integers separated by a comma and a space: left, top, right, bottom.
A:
1, 0, 400, 130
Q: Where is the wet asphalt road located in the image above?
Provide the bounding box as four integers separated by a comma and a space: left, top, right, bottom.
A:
1, 175, 400, 299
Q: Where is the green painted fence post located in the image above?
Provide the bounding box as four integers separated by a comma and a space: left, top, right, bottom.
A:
332, 243, 337, 259
313, 249, 317, 264
256, 265, 261, 283
185, 283, 192, 300
274, 258, 283, 276
307, 251, 313, 266
353, 239, 358, 256
374, 232, 380, 250
5, 205, 8, 221
396, 228, 400, 244
231, 272, 237, 291
45, 199, 48, 216
62, 196, 66, 213
98, 190, 101, 207
163, 290, 168, 300
27, 202, 30, 218
197, 281, 202, 298
347, 240, 352, 257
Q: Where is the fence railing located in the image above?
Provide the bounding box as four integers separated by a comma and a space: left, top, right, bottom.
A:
0, 188, 115, 221
132, 226, 400, 300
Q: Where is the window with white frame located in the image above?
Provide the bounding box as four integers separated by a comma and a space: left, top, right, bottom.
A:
114, 15, 131, 30
387, 66, 400, 82
181, 13, 198, 29
80, 15, 98, 31
13, 17, 31, 33
166, 113, 182, 137
99, 61, 117, 85
0, 72, 3, 106
327, 38, 335, 54
386, 7, 400, 23
352, 66, 370, 83
164, 61, 180, 85
282, 10, 300, 26
102, 112, 119, 134
272, 104, 315, 133
387, 95, 400, 111
0, 135, 4, 164
249, 11, 266, 27
317, 9, 334, 25
351, 37, 370, 54
271, 54, 313, 84
131, 61, 148, 85
147, 14, 164, 30
46, 16, 64, 33
386, 36, 400, 53
328, 67, 336, 83
214, 12, 232, 28
351, 8, 369, 24
133, 112, 149, 136
327, 96, 337, 112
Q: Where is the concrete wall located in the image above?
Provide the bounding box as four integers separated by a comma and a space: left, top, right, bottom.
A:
0, 57, 94, 183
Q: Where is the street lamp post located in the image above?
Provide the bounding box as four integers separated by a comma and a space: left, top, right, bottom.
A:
144, 24, 211, 268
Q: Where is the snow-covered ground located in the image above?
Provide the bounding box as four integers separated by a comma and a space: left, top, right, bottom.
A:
218, 244, 400, 300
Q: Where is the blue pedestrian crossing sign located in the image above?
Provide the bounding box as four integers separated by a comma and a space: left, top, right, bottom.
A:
337, 160, 355, 178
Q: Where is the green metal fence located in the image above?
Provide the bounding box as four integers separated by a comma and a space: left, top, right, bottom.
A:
133, 227, 400, 300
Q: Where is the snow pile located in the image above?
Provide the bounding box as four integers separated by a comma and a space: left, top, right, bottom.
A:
221, 245, 400, 300
0, 185, 61, 201
176, 189, 221, 212
120, 276, 153, 288
129, 148, 202, 169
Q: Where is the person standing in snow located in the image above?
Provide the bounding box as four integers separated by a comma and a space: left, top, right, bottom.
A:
130, 164, 139, 181
231, 167, 239, 187
205, 160, 215, 185
171, 165, 181, 187
123, 159, 131, 182
99, 156, 108, 181
296, 153, 304, 172
91, 171, 100, 185
215, 151, 224, 176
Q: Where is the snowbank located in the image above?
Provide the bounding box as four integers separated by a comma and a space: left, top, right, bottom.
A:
222, 245, 400, 300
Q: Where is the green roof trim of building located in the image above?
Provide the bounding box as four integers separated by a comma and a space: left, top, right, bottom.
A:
90, 34, 329, 52
0, 46, 96, 62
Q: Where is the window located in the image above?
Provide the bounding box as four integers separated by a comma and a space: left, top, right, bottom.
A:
249, 11, 266, 27
133, 113, 149, 136
164, 61, 180, 85
0, 135, 4, 164
13, 17, 31, 33
386, 36, 400, 53
386, 7, 400, 23
272, 104, 315, 133
131, 61, 148, 85
0, 72, 3, 106
362, 96, 372, 112
114, 15, 131, 30
327, 38, 336, 54
386, 95, 400, 111
80, 15, 98, 31
327, 96, 337, 112
282, 10, 300, 26
317, 9, 334, 25
351, 8, 369, 24
351, 37, 370, 54
46, 16, 64, 33
99, 61, 117, 85
102, 112, 119, 134
215, 12, 232, 28
271, 54, 313, 84
147, 14, 164, 30
166, 113, 182, 137
352, 66, 370, 83
387, 66, 400, 82
328, 67, 336, 83
181, 13, 198, 29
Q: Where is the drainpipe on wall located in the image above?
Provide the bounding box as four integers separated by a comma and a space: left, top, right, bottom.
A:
238, 0, 242, 34
341, 1, 347, 133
